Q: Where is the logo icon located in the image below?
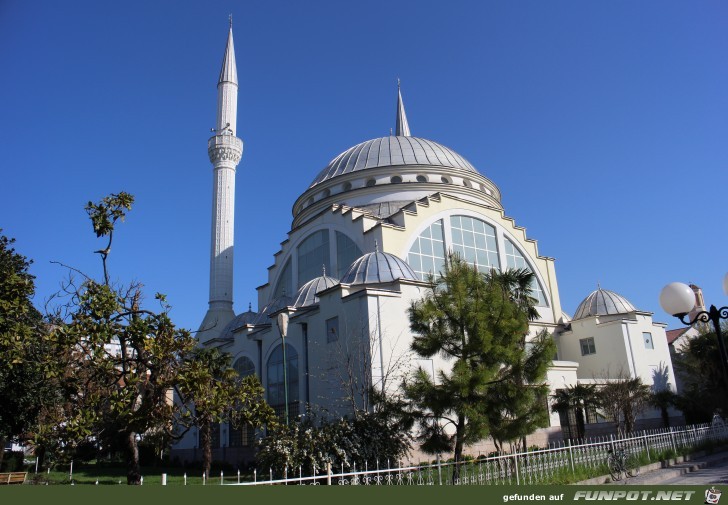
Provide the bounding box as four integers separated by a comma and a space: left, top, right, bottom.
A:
706, 488, 722, 504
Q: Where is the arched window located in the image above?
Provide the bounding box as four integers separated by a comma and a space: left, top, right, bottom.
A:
503, 238, 549, 307
297, 230, 330, 287
267, 344, 299, 419
336, 231, 362, 278
230, 356, 256, 447
233, 356, 255, 378
366, 178, 376, 187
416, 174, 428, 183
450, 215, 500, 271
274, 258, 293, 298
391, 175, 403, 184
407, 220, 446, 281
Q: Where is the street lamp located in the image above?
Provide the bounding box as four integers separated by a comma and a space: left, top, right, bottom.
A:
659, 275, 728, 389
276, 312, 290, 426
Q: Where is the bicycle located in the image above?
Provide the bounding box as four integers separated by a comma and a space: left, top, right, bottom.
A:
606, 448, 640, 481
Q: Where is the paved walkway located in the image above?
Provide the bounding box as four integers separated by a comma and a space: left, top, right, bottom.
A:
578, 450, 728, 485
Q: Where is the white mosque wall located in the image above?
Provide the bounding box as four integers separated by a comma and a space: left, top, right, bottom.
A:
561, 313, 677, 392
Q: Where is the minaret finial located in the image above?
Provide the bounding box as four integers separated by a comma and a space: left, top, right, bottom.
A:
395, 80, 411, 137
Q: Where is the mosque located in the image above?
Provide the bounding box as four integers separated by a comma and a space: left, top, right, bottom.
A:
172, 24, 680, 464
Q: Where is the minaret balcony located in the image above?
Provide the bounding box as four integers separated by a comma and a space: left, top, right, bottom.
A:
208, 134, 243, 164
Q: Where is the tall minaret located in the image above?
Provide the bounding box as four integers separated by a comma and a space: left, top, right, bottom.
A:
199, 19, 243, 342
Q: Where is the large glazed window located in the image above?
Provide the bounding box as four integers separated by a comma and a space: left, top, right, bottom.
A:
297, 230, 330, 288
408, 220, 446, 281
503, 238, 548, 307
273, 258, 293, 298
336, 231, 362, 278
266, 344, 299, 419
230, 356, 256, 446
450, 215, 499, 271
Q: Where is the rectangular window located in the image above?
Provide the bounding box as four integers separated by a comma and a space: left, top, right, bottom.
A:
643, 332, 654, 349
326, 317, 339, 343
580, 337, 596, 356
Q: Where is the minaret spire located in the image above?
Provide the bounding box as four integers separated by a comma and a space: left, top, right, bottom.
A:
199, 21, 244, 343
395, 79, 411, 137
219, 21, 237, 86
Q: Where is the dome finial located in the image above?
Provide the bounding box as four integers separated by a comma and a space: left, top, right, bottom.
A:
395, 80, 411, 137
229, 13, 233, 29
322, 264, 326, 277
248, 302, 252, 312
374, 240, 380, 253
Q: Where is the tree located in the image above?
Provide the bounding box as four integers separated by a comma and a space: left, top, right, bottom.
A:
41, 193, 197, 484
0, 232, 54, 468
551, 384, 598, 441
404, 254, 555, 477
176, 347, 275, 478
651, 389, 677, 428
597, 376, 651, 435
673, 329, 728, 423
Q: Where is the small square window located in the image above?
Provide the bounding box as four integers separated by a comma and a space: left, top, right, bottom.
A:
643, 332, 654, 349
326, 317, 339, 344
580, 337, 596, 356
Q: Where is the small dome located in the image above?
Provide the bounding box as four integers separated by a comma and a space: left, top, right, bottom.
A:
573, 288, 637, 320
309, 136, 477, 188
340, 250, 418, 285
293, 274, 339, 307
253, 294, 293, 325
220, 305, 259, 339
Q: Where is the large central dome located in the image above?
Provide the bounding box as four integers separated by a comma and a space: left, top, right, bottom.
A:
309, 136, 477, 188
291, 85, 503, 227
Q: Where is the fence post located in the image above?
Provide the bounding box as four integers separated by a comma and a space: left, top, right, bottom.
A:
184, 473, 187, 485
220, 470, 223, 485
643, 433, 650, 462
567, 439, 575, 477
437, 454, 442, 486
609, 434, 616, 453
203, 472, 206, 486
162, 473, 167, 486
238, 469, 240, 484
69, 460, 73, 482
513, 452, 520, 486
668, 427, 676, 453
327, 462, 332, 485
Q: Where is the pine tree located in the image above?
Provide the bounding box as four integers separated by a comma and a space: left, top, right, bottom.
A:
405, 254, 555, 477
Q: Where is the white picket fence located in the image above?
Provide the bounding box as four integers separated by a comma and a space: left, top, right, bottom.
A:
232, 421, 728, 486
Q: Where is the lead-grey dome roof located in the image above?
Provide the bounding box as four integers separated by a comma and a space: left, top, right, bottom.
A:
573, 288, 637, 320
293, 274, 339, 307
220, 306, 259, 339
340, 250, 418, 285
253, 294, 293, 325
310, 136, 477, 188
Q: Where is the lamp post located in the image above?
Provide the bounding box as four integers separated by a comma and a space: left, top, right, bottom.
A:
276, 312, 290, 426
659, 275, 728, 390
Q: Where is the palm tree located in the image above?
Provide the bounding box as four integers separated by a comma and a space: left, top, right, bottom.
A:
651, 390, 677, 428
551, 384, 598, 440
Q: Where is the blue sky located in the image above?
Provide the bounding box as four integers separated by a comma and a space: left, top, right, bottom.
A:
1, 0, 726, 332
